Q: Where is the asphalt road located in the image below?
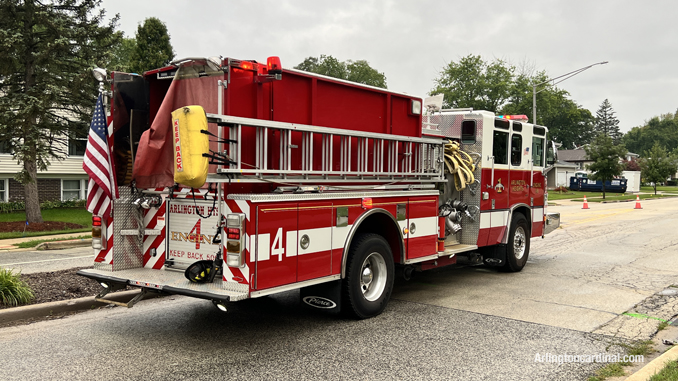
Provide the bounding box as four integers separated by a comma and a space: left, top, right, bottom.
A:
0, 246, 93, 274
1, 197, 677, 380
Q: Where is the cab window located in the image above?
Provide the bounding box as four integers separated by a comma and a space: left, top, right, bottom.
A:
493, 130, 509, 165
532, 137, 545, 167
511, 134, 522, 166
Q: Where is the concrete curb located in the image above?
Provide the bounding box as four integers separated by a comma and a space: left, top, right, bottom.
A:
35, 239, 92, 250
625, 345, 678, 380
0, 290, 152, 324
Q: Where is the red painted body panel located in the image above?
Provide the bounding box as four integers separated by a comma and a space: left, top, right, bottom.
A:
255, 202, 297, 290
406, 196, 438, 260
297, 202, 333, 282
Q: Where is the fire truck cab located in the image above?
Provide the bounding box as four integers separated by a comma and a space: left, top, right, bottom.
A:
78, 56, 560, 319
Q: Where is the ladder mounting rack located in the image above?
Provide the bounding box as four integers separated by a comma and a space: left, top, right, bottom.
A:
206, 114, 445, 184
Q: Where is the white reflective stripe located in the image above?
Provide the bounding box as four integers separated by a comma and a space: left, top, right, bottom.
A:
490, 211, 509, 228
533, 208, 544, 222
409, 216, 437, 236
298, 227, 332, 255
222, 266, 234, 282
286, 230, 297, 257
235, 200, 250, 221
479, 212, 491, 229
332, 225, 350, 250
256, 233, 270, 261
240, 263, 249, 282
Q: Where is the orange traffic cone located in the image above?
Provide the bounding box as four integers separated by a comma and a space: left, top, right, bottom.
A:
582, 195, 590, 209
634, 195, 642, 209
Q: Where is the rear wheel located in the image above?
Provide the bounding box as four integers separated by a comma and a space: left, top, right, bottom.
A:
502, 213, 530, 272
343, 234, 394, 319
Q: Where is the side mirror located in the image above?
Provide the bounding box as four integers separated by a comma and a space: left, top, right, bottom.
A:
546, 141, 558, 166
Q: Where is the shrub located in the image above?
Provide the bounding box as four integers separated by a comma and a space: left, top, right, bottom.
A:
668, 180, 677, 186
552, 186, 570, 193
0, 268, 34, 306
0, 201, 26, 214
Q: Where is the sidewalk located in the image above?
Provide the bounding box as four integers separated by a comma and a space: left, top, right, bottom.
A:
0, 232, 92, 251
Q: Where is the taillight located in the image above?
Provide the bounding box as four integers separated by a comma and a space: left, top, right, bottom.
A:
226, 228, 240, 240
92, 215, 107, 250
225, 213, 246, 268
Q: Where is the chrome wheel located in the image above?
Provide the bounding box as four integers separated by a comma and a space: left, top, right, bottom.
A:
360, 252, 387, 302
513, 226, 526, 260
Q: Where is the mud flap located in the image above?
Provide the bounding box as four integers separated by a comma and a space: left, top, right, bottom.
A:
480, 245, 507, 267
299, 280, 342, 314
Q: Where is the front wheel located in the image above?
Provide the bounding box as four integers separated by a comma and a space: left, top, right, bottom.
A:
343, 234, 395, 319
502, 213, 530, 272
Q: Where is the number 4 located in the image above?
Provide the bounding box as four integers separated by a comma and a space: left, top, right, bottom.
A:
271, 227, 284, 261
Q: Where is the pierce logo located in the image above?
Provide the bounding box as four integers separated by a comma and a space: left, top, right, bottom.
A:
302, 296, 337, 309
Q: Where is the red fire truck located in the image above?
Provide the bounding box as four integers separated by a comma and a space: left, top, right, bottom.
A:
78, 56, 560, 319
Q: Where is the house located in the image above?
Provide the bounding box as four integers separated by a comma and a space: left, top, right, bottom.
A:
0, 138, 88, 203
556, 148, 642, 192
546, 160, 578, 189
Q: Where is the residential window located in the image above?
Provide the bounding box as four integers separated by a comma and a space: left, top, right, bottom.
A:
0, 179, 6, 202
69, 127, 88, 156
511, 134, 522, 166
0, 140, 10, 154
532, 137, 545, 167
62, 180, 82, 200
493, 130, 509, 165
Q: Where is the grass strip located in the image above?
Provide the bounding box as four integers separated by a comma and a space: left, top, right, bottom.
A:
14, 235, 91, 249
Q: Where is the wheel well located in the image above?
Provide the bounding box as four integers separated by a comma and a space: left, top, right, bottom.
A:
504, 206, 531, 243
341, 209, 403, 278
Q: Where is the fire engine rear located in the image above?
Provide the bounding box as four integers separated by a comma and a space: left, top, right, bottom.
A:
78, 56, 560, 319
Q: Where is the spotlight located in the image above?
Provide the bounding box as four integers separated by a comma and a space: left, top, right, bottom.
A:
92, 68, 107, 82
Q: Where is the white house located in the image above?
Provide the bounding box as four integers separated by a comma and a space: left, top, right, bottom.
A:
0, 138, 88, 203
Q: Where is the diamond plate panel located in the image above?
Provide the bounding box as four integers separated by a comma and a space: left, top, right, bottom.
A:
436, 113, 484, 246
79, 268, 249, 301
112, 188, 144, 271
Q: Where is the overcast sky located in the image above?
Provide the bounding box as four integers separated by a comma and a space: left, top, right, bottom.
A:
101, 0, 678, 132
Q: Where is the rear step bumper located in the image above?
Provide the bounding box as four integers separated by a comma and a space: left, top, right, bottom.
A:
77, 268, 249, 303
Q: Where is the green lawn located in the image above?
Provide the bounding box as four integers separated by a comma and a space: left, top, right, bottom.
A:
548, 190, 672, 202
0, 208, 92, 239
640, 185, 678, 193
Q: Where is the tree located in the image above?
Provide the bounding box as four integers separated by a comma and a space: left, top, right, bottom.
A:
639, 143, 678, 195
128, 17, 174, 74
585, 134, 627, 199
294, 55, 387, 88
0, 0, 120, 223
431, 55, 514, 111
594, 99, 622, 144
432, 57, 596, 148
623, 111, 678, 155
108, 33, 136, 72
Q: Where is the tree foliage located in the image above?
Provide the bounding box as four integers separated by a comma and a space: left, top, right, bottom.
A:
108, 33, 136, 72
294, 55, 387, 88
0, 0, 120, 222
594, 99, 622, 144
432, 55, 514, 111
431, 55, 595, 149
128, 17, 174, 74
623, 111, 678, 155
639, 143, 678, 195
585, 134, 627, 199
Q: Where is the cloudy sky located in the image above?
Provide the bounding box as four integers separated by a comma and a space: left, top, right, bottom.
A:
101, 0, 677, 132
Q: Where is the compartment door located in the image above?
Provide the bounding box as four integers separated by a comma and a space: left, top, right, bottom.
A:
254, 202, 298, 290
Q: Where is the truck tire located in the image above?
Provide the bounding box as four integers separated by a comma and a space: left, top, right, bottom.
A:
502, 213, 530, 272
342, 233, 395, 319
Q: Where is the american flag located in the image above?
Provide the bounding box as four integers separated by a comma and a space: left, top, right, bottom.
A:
83, 95, 116, 219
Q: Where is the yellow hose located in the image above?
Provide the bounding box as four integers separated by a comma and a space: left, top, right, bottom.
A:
444, 140, 476, 191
